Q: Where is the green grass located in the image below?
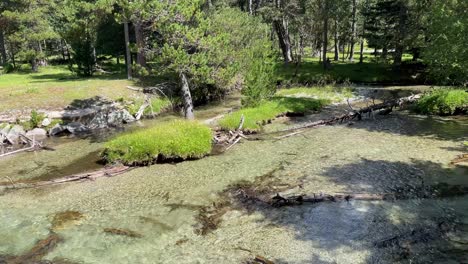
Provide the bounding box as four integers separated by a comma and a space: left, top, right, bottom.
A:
276, 86, 354, 102
102, 120, 213, 165
415, 89, 468, 115
218, 97, 328, 131
0, 65, 139, 112
127, 97, 172, 116
276, 52, 421, 85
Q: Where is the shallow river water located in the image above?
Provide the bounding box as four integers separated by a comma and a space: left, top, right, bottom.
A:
0, 87, 467, 264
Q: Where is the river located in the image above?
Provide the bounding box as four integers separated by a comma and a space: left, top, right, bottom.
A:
0, 87, 467, 263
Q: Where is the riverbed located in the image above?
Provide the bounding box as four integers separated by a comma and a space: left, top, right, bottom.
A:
0, 87, 467, 263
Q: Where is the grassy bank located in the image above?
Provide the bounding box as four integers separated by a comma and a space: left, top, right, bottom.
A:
102, 120, 212, 165
218, 97, 328, 131
415, 89, 468, 115
0, 65, 138, 112
276, 86, 353, 101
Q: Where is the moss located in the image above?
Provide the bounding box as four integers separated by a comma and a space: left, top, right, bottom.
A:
218, 97, 329, 131
102, 120, 213, 165
415, 89, 468, 115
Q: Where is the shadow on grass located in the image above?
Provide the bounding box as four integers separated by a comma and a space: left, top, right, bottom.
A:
276, 60, 426, 85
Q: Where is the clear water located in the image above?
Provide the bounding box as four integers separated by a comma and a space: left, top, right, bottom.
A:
0, 88, 467, 263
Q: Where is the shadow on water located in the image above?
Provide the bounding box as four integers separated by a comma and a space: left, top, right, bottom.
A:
220, 159, 468, 263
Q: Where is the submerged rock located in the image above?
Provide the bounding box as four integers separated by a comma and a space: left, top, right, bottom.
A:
51, 211, 85, 231
103, 228, 143, 238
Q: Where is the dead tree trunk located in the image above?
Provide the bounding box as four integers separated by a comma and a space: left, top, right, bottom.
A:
273, 20, 293, 64
180, 72, 195, 120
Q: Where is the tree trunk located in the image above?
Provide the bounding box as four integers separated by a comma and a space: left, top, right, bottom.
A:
180, 72, 195, 120
31, 59, 38, 72
393, 2, 407, 66
349, 0, 357, 61
273, 20, 293, 64
359, 38, 364, 63
249, 0, 253, 15
134, 22, 147, 68
60, 40, 66, 61
334, 20, 339, 61
124, 22, 132, 80
0, 30, 7, 65
322, 0, 329, 69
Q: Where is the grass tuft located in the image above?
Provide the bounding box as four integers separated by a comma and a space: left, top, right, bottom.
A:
102, 120, 213, 165
415, 89, 468, 115
218, 97, 328, 131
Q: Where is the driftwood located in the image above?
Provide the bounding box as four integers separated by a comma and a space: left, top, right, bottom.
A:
0, 134, 47, 158
217, 114, 246, 151
450, 153, 468, 165
279, 94, 422, 133
1, 165, 131, 191
271, 193, 395, 207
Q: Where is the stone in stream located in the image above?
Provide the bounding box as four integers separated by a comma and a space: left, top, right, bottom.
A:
26, 128, 48, 140
49, 123, 66, 136
6, 125, 25, 144
88, 109, 135, 129
65, 122, 88, 134
41, 118, 51, 127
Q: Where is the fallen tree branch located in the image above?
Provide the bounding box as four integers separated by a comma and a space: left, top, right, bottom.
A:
1, 165, 131, 191
270, 193, 396, 207
450, 154, 468, 165
278, 94, 422, 133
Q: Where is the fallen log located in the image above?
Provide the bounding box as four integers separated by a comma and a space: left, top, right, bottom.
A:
279, 94, 422, 133
0, 165, 131, 191
450, 153, 468, 165
271, 193, 396, 207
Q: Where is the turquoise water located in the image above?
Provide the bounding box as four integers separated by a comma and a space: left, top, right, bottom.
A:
0, 88, 467, 263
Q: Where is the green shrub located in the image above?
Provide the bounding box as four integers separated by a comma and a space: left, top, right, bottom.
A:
219, 97, 329, 131
102, 120, 213, 165
415, 89, 468, 115
29, 110, 45, 129
242, 57, 276, 107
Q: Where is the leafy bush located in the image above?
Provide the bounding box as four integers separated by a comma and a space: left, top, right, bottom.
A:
102, 120, 212, 165
415, 89, 468, 115
29, 110, 45, 129
219, 97, 329, 131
